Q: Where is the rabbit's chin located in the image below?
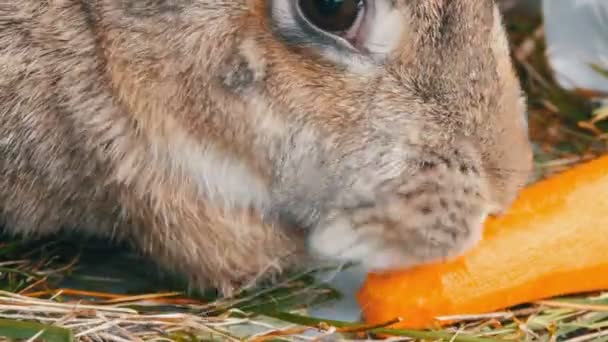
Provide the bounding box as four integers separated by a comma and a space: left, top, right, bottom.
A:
307, 207, 487, 272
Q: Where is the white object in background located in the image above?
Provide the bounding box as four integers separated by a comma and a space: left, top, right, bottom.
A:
309, 264, 367, 322
542, 0, 608, 93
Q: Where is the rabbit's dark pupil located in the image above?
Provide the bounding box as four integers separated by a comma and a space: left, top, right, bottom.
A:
316, 0, 342, 14
298, 0, 361, 33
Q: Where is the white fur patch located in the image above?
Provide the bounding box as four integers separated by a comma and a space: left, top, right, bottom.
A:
177, 142, 270, 210
162, 96, 293, 212
308, 214, 363, 261
308, 214, 412, 270
308, 215, 408, 270
308, 206, 490, 271
361, 0, 406, 56
150, 125, 271, 211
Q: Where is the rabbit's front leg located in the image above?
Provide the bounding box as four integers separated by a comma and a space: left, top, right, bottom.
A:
123, 194, 305, 296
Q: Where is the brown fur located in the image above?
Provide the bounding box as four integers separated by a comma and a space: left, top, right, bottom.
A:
0, 0, 533, 295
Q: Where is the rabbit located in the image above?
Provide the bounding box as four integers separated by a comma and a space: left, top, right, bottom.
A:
0, 0, 533, 296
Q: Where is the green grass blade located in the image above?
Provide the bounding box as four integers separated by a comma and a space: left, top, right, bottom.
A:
0, 319, 74, 342
591, 63, 608, 80
257, 310, 506, 342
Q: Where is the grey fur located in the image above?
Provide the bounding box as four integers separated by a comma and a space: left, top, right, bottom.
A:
0, 0, 533, 295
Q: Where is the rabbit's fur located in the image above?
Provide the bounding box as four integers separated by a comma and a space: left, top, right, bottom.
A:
0, 0, 533, 295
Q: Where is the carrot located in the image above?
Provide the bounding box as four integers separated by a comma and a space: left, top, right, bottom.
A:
357, 154, 608, 329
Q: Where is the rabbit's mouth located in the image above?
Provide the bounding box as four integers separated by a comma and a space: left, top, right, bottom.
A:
305, 183, 491, 272
299, 143, 496, 272
307, 208, 488, 272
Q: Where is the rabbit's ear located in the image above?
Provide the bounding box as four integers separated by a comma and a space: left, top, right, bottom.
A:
269, 0, 405, 67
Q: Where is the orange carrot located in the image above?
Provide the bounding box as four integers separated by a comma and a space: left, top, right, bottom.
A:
357, 155, 608, 329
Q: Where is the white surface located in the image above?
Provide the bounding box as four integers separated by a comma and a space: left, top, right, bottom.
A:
309, 265, 368, 322
543, 0, 608, 92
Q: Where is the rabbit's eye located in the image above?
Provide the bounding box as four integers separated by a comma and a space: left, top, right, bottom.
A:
298, 0, 364, 33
